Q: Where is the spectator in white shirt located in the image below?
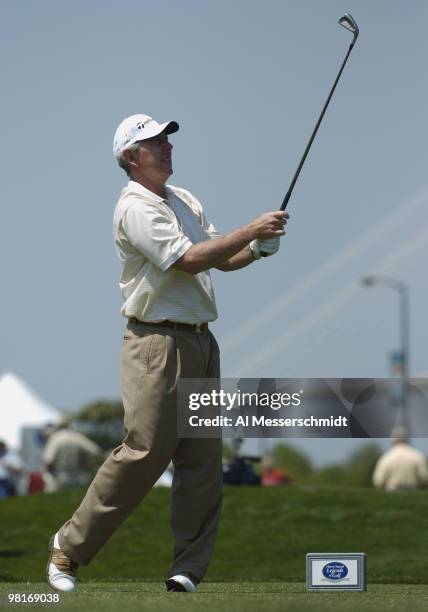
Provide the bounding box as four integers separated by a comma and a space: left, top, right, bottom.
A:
373, 427, 428, 491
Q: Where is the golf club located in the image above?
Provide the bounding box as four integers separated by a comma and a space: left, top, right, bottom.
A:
261, 13, 359, 255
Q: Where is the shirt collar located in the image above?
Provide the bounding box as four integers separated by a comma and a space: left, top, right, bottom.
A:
128, 180, 170, 205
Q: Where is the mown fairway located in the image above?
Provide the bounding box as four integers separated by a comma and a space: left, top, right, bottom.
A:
0, 485, 427, 610
1, 582, 428, 612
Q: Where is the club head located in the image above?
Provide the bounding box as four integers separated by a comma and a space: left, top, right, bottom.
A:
338, 13, 359, 40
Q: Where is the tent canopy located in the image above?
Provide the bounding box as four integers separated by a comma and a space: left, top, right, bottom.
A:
0, 372, 61, 449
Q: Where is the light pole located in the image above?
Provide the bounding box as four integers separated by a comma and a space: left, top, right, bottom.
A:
361, 275, 410, 432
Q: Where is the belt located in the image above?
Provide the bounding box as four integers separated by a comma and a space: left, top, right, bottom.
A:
129, 318, 208, 334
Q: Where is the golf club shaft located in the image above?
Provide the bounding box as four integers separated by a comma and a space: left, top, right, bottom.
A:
280, 40, 356, 211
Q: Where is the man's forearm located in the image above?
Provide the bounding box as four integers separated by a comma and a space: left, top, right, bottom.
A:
215, 246, 255, 271
172, 209, 287, 275
173, 226, 254, 275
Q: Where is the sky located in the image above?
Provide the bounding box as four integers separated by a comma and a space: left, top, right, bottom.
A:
1, 1, 428, 464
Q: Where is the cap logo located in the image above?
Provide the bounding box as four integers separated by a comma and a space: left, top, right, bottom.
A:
136, 118, 153, 130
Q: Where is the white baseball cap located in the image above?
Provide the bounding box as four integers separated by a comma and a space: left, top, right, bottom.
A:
113, 113, 179, 160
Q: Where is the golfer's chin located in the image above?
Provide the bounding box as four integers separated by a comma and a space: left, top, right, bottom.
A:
160, 162, 173, 177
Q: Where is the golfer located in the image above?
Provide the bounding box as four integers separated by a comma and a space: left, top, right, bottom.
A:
46, 113, 288, 593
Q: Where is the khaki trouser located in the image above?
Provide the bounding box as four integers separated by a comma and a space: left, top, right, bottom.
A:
58, 320, 223, 582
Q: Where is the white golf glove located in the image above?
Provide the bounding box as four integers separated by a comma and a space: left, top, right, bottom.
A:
249, 236, 280, 260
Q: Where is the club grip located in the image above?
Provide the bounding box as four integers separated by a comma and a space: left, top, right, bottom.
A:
280, 190, 292, 211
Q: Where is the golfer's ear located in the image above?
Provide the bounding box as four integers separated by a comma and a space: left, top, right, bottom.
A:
122, 148, 139, 169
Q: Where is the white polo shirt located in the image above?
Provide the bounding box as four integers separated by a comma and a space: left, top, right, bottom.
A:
113, 180, 220, 323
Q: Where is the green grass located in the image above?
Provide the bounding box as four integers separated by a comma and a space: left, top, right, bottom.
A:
0, 485, 427, 587
1, 583, 428, 612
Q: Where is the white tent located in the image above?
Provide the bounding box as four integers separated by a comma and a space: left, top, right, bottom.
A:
0, 372, 61, 449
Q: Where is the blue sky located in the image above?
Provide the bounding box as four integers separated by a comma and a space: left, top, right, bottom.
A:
2, 1, 427, 462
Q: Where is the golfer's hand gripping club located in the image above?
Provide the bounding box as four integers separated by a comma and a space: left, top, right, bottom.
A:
250, 236, 280, 259
249, 211, 288, 260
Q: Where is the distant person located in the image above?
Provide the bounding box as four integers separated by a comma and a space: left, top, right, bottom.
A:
222, 455, 260, 486
261, 454, 294, 487
0, 440, 22, 498
372, 427, 428, 491
28, 471, 46, 495
42, 421, 102, 491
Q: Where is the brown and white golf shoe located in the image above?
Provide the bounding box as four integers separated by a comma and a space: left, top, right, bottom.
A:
46, 535, 78, 592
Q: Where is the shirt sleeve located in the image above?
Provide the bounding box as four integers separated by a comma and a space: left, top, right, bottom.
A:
372, 457, 387, 489
121, 202, 193, 271
201, 207, 221, 240
42, 439, 57, 466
